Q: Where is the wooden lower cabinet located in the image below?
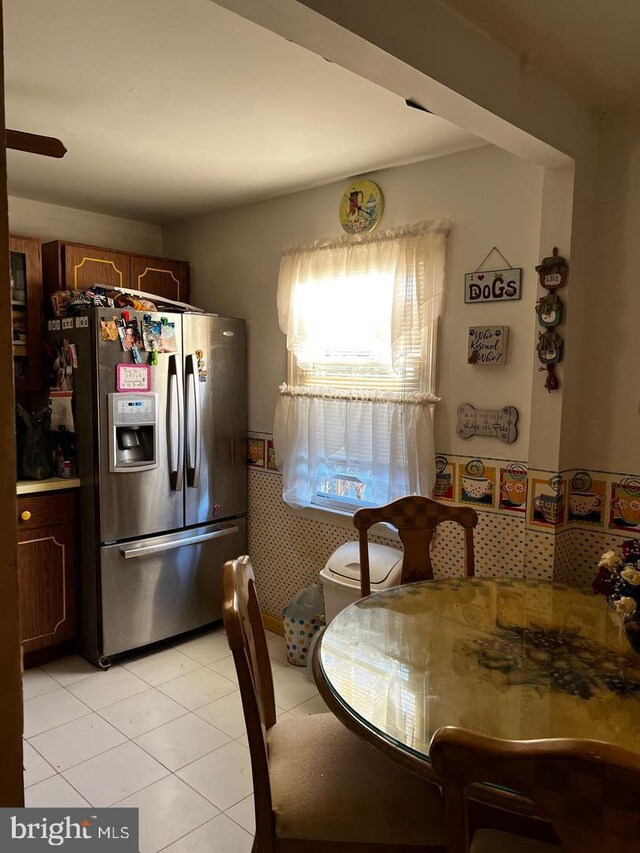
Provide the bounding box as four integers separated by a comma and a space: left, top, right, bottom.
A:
17, 491, 77, 663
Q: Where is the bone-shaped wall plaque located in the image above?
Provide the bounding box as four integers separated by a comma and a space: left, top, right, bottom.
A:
457, 403, 518, 444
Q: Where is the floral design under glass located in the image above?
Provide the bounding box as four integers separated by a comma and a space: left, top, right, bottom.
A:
467, 623, 640, 701
593, 539, 640, 617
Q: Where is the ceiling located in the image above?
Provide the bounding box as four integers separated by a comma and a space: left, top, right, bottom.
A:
3, 0, 481, 225
441, 0, 640, 106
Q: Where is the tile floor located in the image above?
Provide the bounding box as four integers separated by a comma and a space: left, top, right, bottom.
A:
22, 625, 327, 853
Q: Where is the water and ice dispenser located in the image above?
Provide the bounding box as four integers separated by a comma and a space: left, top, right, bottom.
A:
108, 393, 159, 472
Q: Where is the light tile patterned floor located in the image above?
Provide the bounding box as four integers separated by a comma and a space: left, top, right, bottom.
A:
22, 626, 326, 853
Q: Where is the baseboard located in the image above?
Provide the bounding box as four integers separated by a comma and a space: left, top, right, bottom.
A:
23, 641, 76, 670
262, 611, 284, 635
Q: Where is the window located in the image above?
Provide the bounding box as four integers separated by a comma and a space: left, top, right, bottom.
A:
274, 220, 450, 513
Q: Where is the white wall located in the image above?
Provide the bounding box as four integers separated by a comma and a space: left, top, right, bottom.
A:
8, 196, 162, 255
164, 144, 543, 460
578, 107, 640, 474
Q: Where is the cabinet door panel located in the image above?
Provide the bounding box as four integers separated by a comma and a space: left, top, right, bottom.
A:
18, 522, 76, 654
10, 235, 43, 392
130, 256, 190, 303
64, 244, 130, 291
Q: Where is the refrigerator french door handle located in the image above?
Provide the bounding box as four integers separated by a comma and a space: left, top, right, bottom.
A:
185, 354, 201, 489
168, 354, 184, 491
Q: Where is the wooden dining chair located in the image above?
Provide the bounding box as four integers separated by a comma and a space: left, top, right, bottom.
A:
430, 725, 640, 853
223, 554, 447, 853
354, 496, 478, 596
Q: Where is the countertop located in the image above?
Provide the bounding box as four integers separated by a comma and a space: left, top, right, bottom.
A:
16, 477, 81, 496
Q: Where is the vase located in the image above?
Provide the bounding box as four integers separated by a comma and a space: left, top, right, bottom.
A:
623, 616, 640, 654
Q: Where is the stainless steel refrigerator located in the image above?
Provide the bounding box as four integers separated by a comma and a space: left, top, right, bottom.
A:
59, 310, 246, 666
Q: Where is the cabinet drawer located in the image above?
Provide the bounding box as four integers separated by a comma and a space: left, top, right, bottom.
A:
17, 491, 76, 530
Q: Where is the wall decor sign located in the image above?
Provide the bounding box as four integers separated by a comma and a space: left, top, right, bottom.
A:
535, 247, 568, 291
457, 403, 518, 444
536, 293, 564, 328
467, 326, 509, 365
116, 363, 151, 392
537, 330, 564, 392
464, 268, 522, 303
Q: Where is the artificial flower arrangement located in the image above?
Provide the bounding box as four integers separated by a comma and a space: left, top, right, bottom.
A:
593, 539, 640, 648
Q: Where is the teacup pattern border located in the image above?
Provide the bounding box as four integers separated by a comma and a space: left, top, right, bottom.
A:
434, 458, 456, 502
529, 476, 567, 529
499, 467, 528, 514
248, 438, 640, 540
568, 477, 607, 527
458, 463, 497, 508
609, 482, 640, 533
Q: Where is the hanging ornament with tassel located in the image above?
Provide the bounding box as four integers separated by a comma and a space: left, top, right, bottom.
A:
537, 330, 563, 392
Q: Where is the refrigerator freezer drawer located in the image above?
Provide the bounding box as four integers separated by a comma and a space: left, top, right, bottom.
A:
100, 517, 246, 658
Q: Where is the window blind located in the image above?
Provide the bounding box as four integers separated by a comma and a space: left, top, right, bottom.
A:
274, 220, 450, 510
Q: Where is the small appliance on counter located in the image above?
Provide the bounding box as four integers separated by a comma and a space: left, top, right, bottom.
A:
319, 541, 403, 622
47, 310, 247, 666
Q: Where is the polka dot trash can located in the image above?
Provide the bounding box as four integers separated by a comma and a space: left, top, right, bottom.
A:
282, 584, 325, 667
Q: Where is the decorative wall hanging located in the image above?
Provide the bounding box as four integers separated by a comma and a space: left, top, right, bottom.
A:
457, 403, 518, 444
465, 269, 522, 303
339, 179, 384, 234
467, 326, 509, 365
537, 330, 563, 392
535, 247, 568, 291
464, 246, 521, 303
535, 293, 564, 328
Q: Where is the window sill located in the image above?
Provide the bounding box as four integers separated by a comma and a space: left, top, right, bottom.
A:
288, 502, 399, 540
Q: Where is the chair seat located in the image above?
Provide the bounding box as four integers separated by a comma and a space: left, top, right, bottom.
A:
471, 829, 560, 853
267, 712, 445, 846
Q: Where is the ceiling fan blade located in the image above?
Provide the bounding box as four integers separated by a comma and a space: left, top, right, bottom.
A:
6, 129, 67, 158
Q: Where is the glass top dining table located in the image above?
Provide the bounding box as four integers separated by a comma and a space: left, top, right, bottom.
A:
314, 578, 640, 768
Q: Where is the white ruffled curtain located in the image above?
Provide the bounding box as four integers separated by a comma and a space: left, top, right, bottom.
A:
274, 220, 450, 509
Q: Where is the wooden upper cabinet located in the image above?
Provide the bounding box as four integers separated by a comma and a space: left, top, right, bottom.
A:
42, 240, 130, 293
10, 235, 44, 393
64, 244, 130, 292
42, 240, 190, 304
130, 255, 190, 303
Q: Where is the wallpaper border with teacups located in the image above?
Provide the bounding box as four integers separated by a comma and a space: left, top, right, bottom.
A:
245, 434, 639, 613
435, 453, 640, 539
246, 433, 640, 540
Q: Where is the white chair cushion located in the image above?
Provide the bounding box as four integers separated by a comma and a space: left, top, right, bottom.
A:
267, 712, 444, 845
471, 829, 560, 853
